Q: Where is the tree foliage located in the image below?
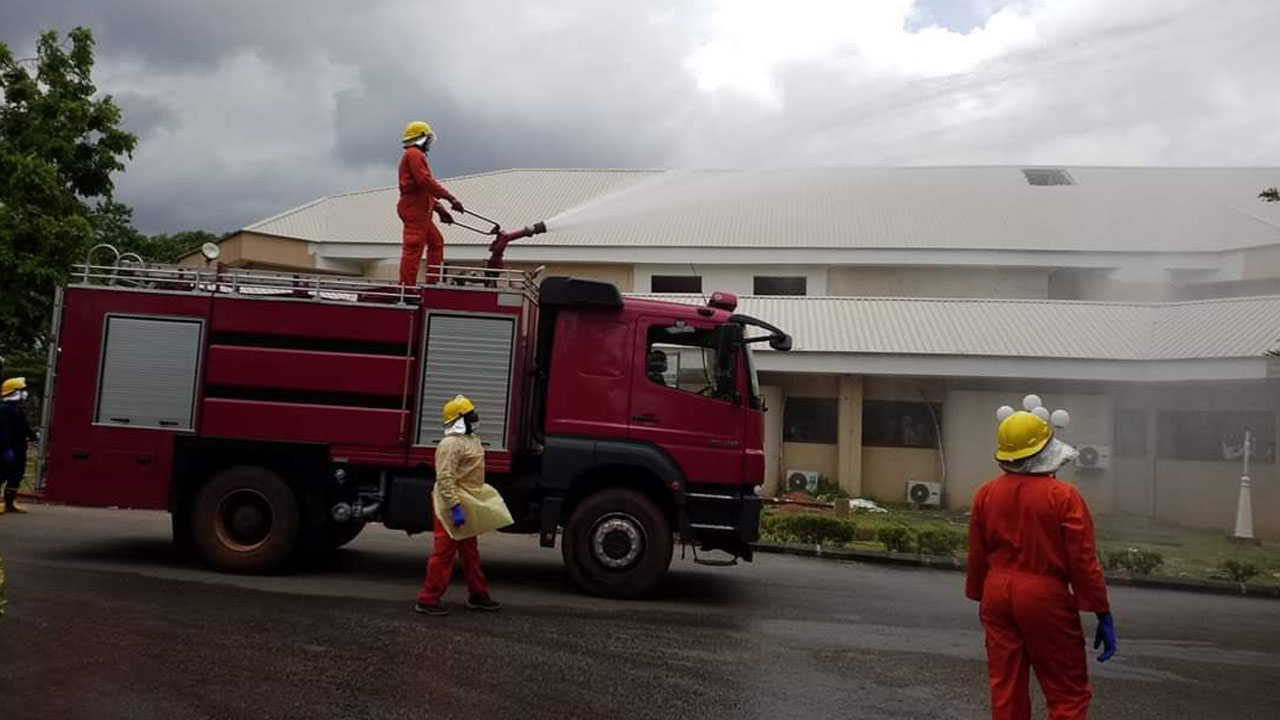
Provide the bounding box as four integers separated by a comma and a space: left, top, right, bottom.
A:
0, 28, 136, 351
92, 200, 220, 263
1262, 188, 1279, 203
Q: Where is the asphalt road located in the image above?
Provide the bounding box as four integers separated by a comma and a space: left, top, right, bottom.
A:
1, 506, 1278, 719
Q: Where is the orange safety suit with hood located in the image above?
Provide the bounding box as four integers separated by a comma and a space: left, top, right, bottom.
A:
398, 121, 461, 286
967, 402, 1115, 720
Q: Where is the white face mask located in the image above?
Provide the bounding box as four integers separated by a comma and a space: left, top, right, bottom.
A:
445, 417, 468, 436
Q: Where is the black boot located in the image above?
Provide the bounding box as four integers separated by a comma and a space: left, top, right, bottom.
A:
3, 488, 25, 514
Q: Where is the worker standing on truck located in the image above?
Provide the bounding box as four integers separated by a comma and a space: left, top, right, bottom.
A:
415, 395, 502, 615
0, 378, 38, 514
398, 120, 464, 286
966, 398, 1117, 720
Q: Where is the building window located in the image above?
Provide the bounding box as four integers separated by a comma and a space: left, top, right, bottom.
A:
1022, 168, 1075, 186
1114, 409, 1148, 458
863, 401, 940, 449
784, 397, 838, 444
1156, 410, 1275, 463
753, 276, 807, 296
650, 275, 701, 294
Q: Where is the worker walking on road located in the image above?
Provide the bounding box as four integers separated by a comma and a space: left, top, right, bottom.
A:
415, 395, 503, 616
398, 120, 464, 286
967, 397, 1117, 720
1, 377, 39, 514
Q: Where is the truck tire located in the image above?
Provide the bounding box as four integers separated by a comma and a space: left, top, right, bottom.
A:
191, 465, 300, 573
327, 521, 366, 549
562, 489, 673, 599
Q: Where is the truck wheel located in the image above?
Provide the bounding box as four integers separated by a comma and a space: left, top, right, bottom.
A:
562, 489, 673, 599
191, 465, 300, 573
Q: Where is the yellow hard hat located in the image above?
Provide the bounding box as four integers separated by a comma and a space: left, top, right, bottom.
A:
1, 377, 26, 397
442, 394, 476, 426
402, 120, 433, 145
995, 411, 1052, 462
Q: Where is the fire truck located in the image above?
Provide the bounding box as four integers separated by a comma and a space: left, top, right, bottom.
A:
34, 242, 791, 598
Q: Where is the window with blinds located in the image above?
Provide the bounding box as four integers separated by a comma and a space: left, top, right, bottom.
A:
417, 313, 516, 449
95, 316, 203, 429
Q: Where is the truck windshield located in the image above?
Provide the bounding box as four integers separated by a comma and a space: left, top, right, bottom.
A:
744, 343, 762, 410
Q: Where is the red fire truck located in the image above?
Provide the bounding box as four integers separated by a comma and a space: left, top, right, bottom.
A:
34, 247, 791, 598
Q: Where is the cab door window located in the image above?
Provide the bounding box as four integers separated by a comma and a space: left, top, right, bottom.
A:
645, 323, 737, 403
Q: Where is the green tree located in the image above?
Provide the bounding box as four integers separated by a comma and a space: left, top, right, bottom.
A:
0, 28, 136, 351
1263, 188, 1279, 203
90, 200, 218, 263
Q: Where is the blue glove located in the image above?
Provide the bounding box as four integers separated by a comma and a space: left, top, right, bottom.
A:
1094, 612, 1117, 663
450, 504, 466, 528
1, 448, 13, 465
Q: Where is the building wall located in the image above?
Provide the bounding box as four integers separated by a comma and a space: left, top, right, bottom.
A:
862, 447, 939, 503
510, 262, 635, 292
941, 388, 1115, 511
859, 376, 944, 504
828, 267, 1050, 299
1111, 383, 1280, 536
763, 373, 845, 491
181, 232, 318, 272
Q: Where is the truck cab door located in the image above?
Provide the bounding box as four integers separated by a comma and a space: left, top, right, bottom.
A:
628, 317, 745, 488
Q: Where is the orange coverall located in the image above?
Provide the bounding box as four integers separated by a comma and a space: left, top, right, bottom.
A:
397, 146, 457, 285
966, 473, 1110, 720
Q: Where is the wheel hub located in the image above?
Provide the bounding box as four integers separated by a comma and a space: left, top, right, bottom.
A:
215, 489, 273, 551
591, 514, 645, 570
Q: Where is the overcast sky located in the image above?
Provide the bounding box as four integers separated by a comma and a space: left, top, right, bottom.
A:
2, 0, 1277, 234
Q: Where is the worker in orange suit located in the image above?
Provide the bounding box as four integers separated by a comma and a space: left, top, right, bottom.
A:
398, 120, 464, 285
415, 395, 501, 616
967, 397, 1117, 720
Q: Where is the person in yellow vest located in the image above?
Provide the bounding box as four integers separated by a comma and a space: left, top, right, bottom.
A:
415, 395, 504, 615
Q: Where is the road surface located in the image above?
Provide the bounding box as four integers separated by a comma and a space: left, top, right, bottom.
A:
1, 506, 1278, 719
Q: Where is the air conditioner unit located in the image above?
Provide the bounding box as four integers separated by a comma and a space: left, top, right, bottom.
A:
785, 470, 820, 493
906, 481, 942, 506
1075, 445, 1111, 471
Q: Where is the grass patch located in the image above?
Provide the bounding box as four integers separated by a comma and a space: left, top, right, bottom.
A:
1095, 514, 1280, 588
761, 505, 1280, 586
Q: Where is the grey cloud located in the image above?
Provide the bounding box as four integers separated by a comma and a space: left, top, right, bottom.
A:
4, 0, 1280, 234
114, 92, 176, 141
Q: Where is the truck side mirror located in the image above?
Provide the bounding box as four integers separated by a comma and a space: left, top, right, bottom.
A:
769, 334, 793, 352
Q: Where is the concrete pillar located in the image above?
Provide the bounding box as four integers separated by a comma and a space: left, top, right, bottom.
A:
837, 375, 864, 496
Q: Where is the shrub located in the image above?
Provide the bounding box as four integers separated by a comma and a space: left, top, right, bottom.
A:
1100, 550, 1128, 572
1101, 547, 1163, 576
814, 476, 849, 502
761, 513, 855, 546
1125, 549, 1164, 576
878, 525, 915, 553
852, 526, 877, 542
1221, 558, 1260, 591
916, 526, 965, 557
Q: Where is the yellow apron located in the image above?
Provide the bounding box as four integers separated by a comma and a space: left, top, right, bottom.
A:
431, 432, 514, 540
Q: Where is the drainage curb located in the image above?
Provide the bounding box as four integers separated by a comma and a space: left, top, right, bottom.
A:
751, 541, 1280, 599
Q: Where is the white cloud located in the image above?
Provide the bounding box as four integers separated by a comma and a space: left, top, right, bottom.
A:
685, 0, 1038, 104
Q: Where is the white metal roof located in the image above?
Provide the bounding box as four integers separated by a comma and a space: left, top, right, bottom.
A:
244, 167, 1280, 256
631, 293, 1280, 362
